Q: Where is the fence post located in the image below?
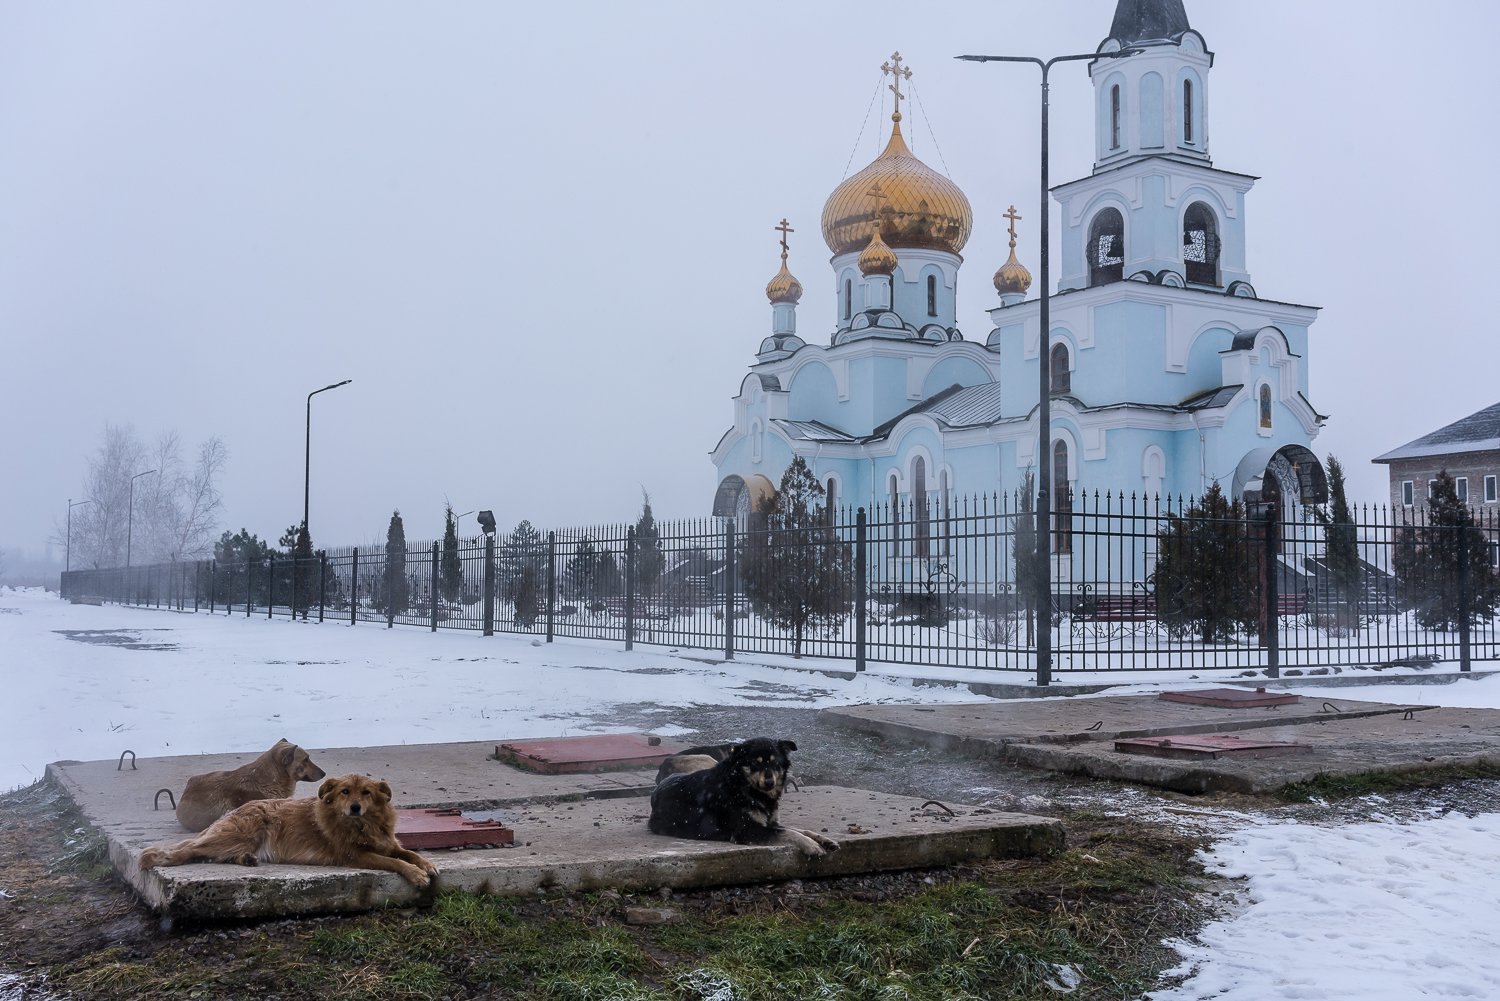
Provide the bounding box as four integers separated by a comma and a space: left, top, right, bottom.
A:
625, 526, 636, 651
855, 507, 867, 673
431, 542, 440, 632
482, 535, 495, 636
350, 548, 359, 626
319, 552, 327, 623
545, 532, 557, 643
1264, 505, 1279, 680
210, 560, 217, 614
1458, 524, 1472, 673
245, 555, 252, 618
724, 520, 735, 661
194, 562, 200, 613
267, 553, 275, 620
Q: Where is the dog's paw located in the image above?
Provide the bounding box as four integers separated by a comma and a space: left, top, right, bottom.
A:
812, 832, 842, 853
138, 849, 160, 870
234, 854, 259, 867
402, 865, 431, 889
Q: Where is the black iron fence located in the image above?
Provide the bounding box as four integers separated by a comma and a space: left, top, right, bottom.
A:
60, 492, 1500, 684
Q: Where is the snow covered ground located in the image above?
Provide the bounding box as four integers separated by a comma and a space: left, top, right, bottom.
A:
4, 585, 1499, 999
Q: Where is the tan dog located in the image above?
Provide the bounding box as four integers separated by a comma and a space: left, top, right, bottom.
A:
168, 738, 327, 832
139, 773, 438, 888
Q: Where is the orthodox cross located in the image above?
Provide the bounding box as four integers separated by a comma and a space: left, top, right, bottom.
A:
1004, 205, 1022, 249
882, 52, 912, 119
775, 218, 794, 260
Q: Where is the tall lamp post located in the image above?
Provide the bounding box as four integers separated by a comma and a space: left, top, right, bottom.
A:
304, 380, 353, 539
956, 45, 1140, 686
66, 498, 93, 572
125, 468, 158, 568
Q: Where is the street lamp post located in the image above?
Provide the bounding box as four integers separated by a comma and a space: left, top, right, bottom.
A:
66, 498, 93, 572
956, 46, 1140, 686
304, 380, 353, 539
125, 469, 158, 569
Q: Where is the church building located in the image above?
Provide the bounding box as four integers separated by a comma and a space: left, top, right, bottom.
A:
711, 0, 1329, 532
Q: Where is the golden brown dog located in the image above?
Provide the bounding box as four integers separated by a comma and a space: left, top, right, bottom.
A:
139, 773, 438, 888
168, 738, 327, 832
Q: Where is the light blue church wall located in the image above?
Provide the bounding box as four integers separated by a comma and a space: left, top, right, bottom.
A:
1084, 300, 1168, 400
1139, 72, 1164, 150
921, 355, 992, 399
787, 361, 840, 426
1186, 326, 1235, 390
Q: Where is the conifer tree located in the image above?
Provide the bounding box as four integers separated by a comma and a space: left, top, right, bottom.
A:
439, 504, 463, 605
565, 537, 599, 601
1150, 482, 1260, 643
383, 509, 409, 626
1012, 471, 1045, 644
293, 521, 315, 618
1315, 456, 1362, 629
1392, 471, 1500, 629
632, 490, 663, 597
501, 519, 542, 601
739, 456, 850, 656
514, 564, 540, 628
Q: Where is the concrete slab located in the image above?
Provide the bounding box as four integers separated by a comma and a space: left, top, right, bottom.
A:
47, 743, 1063, 922
826, 696, 1500, 795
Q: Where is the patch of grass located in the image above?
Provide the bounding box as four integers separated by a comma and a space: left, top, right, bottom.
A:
1278, 761, 1500, 802
37, 812, 1211, 1001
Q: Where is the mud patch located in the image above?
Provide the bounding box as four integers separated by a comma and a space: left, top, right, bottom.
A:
52, 629, 177, 652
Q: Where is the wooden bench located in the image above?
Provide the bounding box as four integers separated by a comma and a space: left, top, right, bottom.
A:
1074, 590, 1307, 637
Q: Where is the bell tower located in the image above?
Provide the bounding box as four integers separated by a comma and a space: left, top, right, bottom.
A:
1090, 0, 1211, 171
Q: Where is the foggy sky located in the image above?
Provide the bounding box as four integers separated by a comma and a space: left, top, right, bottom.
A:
3, 1, 1494, 561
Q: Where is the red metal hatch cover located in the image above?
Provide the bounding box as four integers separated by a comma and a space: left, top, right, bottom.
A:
494, 733, 686, 774
1115, 734, 1310, 760
1159, 687, 1301, 709
396, 808, 514, 850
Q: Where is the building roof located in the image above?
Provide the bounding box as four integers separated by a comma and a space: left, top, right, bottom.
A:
1372, 401, 1500, 463
1109, 0, 1191, 44
1180, 384, 1243, 411
770, 419, 859, 443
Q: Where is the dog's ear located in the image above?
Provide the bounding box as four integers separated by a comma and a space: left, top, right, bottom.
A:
376, 781, 392, 802
276, 742, 296, 765
318, 778, 339, 800
777, 740, 798, 755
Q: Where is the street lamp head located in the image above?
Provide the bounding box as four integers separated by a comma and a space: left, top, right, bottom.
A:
476, 510, 497, 535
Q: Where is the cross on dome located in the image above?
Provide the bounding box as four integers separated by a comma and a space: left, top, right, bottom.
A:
775, 218, 794, 259
882, 52, 912, 122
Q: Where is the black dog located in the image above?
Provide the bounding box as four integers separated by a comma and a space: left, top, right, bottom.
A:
647, 738, 839, 857
653, 742, 736, 785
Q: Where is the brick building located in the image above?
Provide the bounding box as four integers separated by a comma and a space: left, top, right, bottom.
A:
1374, 403, 1500, 567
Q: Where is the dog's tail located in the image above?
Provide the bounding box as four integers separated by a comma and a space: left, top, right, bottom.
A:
153, 788, 177, 811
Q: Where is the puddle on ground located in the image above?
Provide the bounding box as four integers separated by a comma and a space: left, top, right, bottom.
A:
52, 629, 178, 652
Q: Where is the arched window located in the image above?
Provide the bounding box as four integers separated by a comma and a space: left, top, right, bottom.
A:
1050, 342, 1071, 395
1259, 384, 1273, 429
843, 279, 852, 320
913, 457, 930, 559
1183, 202, 1220, 285
1088, 209, 1125, 287
1053, 441, 1072, 555
824, 477, 837, 524
1183, 79, 1194, 143
940, 470, 952, 558
926, 275, 937, 317
1110, 85, 1121, 150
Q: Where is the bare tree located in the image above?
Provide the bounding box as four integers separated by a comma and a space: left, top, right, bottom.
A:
60, 425, 227, 568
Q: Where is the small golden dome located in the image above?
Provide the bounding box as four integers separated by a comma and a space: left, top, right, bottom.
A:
994, 249, 1032, 295
822, 117, 972, 258
858, 227, 898, 276
993, 204, 1032, 296
766, 257, 804, 304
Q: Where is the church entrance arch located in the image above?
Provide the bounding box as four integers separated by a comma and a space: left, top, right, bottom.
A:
712, 474, 778, 523
1231, 444, 1327, 518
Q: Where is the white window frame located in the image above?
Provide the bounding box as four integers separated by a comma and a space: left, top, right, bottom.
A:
1485, 475, 1497, 503
1457, 477, 1469, 503
1492, 540, 1500, 569
1428, 479, 1438, 499
1401, 480, 1414, 507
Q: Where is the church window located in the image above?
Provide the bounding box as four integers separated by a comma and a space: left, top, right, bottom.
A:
1258, 385, 1273, 428
1457, 477, 1469, 504
1088, 209, 1124, 287
825, 477, 837, 523
1183, 202, 1221, 285
1401, 480, 1414, 507
941, 470, 952, 558
1110, 85, 1121, 150
1052, 441, 1072, 555
843, 279, 852, 320
889, 473, 901, 550
913, 457, 930, 559
1485, 475, 1497, 503
1183, 79, 1194, 143
1050, 343, 1071, 395
926, 275, 937, 317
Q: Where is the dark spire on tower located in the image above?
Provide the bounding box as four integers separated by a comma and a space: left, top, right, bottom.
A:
1108, 0, 1190, 44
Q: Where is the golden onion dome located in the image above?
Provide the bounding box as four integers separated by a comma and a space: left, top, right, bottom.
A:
858, 227, 898, 276
765, 256, 804, 304
993, 248, 1032, 296
821, 116, 972, 258
993, 204, 1032, 296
